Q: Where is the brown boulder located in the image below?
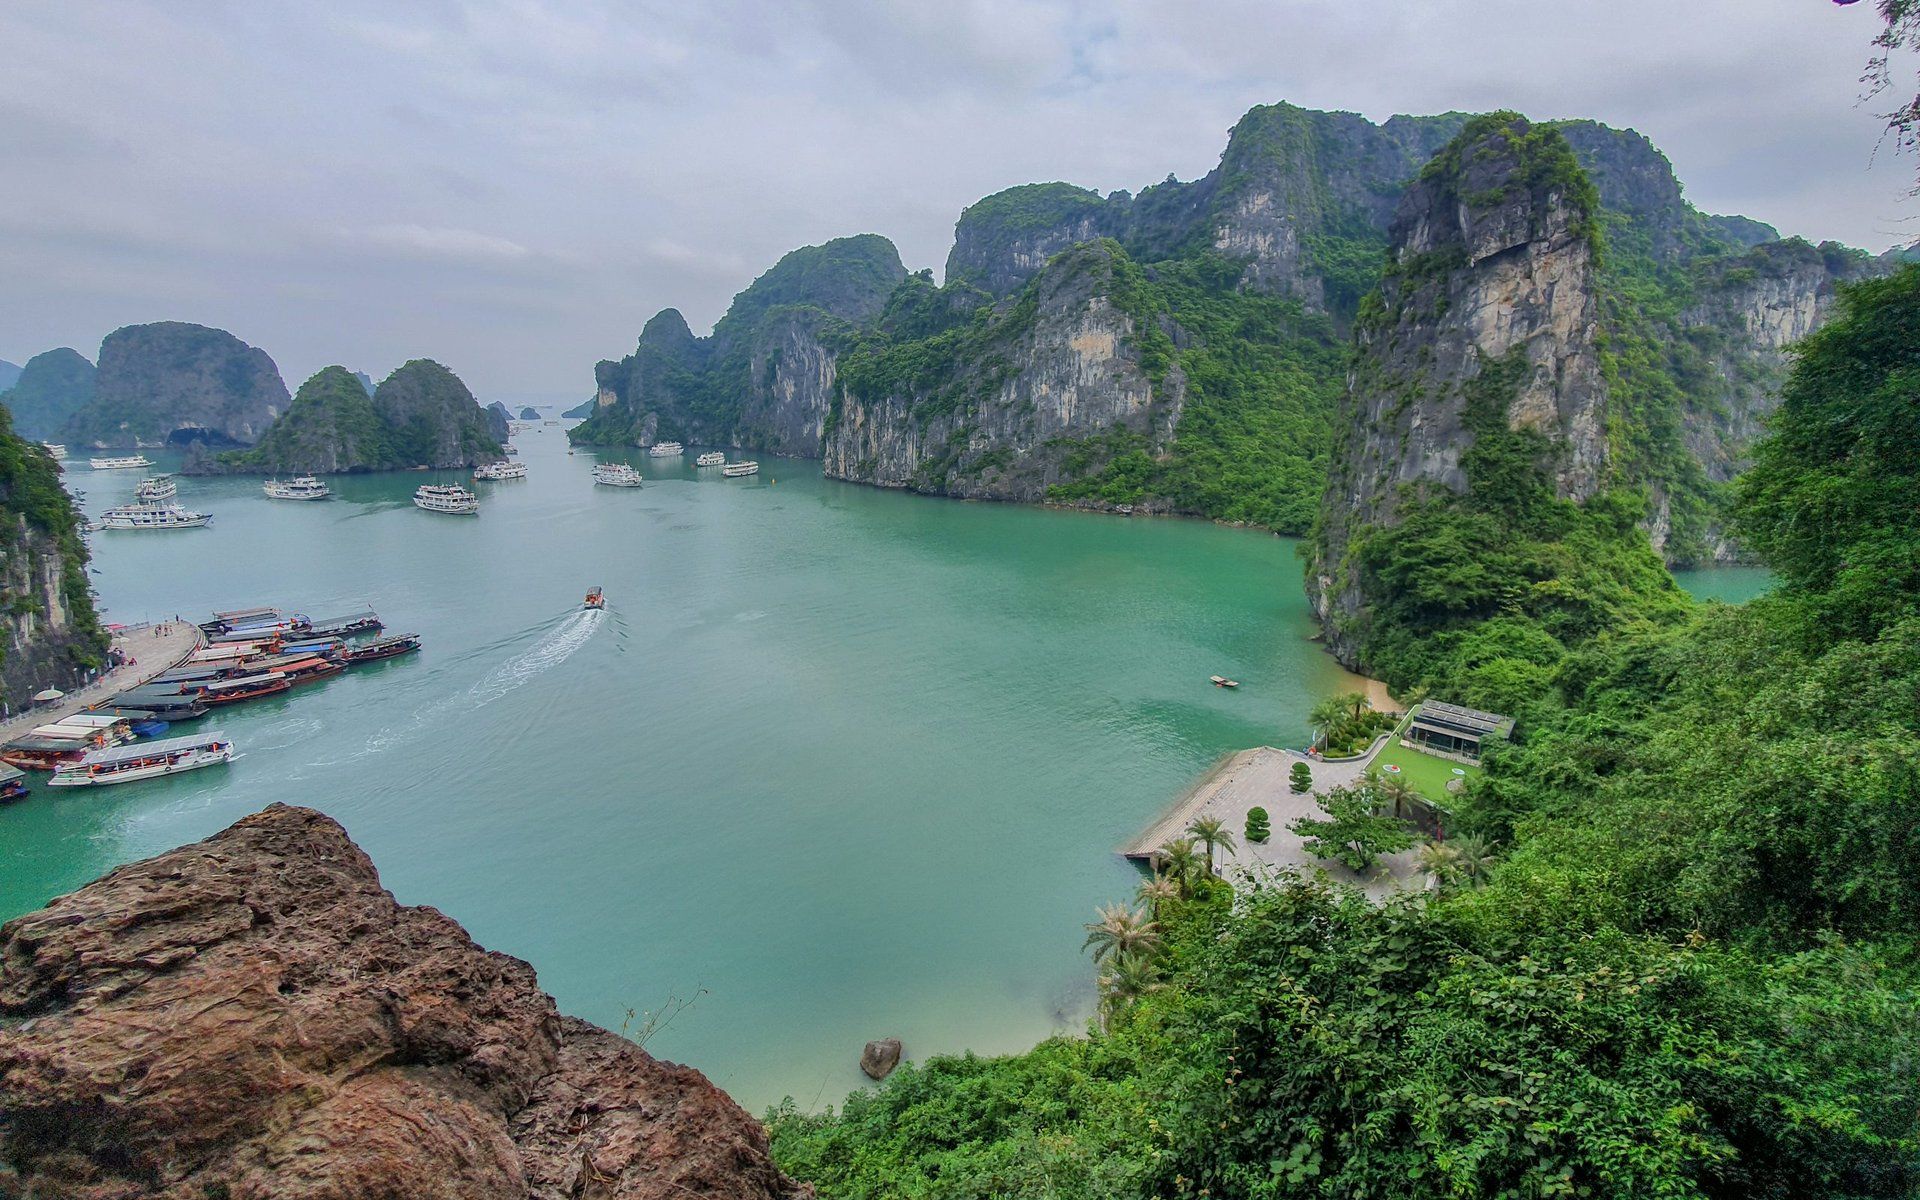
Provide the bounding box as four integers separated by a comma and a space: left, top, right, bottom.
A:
859, 1038, 902, 1081
0, 804, 808, 1200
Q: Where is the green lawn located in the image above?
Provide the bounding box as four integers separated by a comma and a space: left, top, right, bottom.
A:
1370, 738, 1476, 804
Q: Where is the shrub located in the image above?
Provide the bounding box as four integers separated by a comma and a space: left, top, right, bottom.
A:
1289, 761, 1312, 793
1245, 806, 1271, 843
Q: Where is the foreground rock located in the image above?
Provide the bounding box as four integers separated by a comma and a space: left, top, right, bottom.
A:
859, 1038, 902, 1081
0, 805, 806, 1199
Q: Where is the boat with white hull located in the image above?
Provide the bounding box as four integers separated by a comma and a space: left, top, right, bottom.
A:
90, 455, 153, 470
47, 732, 235, 787
647, 441, 684, 457
474, 460, 529, 480
592, 463, 644, 488
414, 483, 480, 514
264, 476, 332, 500
135, 474, 177, 502
42, 443, 66, 459
722, 460, 760, 478
695, 451, 726, 467
98, 502, 212, 530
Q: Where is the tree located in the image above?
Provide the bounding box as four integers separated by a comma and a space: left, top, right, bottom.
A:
1289, 781, 1414, 872
1448, 833, 1501, 885
1415, 839, 1462, 886
1186, 816, 1236, 876
1861, 0, 1920, 187
1136, 875, 1181, 919
1308, 698, 1346, 750
1339, 690, 1369, 722
1152, 838, 1202, 892
1096, 952, 1162, 1028
1375, 773, 1421, 819
1289, 761, 1313, 793
1081, 904, 1161, 965
1244, 806, 1271, 844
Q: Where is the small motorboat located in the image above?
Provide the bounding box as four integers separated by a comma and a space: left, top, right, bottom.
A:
1210, 675, 1240, 689
584, 586, 606, 610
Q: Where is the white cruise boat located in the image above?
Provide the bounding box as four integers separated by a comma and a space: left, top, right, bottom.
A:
134, 474, 177, 502
722, 460, 760, 478
592, 463, 644, 488
473, 460, 529, 480
414, 483, 480, 514
42, 442, 67, 459
90, 455, 153, 470
264, 475, 332, 501
647, 441, 684, 457
48, 732, 235, 787
98, 501, 212, 530
695, 450, 726, 467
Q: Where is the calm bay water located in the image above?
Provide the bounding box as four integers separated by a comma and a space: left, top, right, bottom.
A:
1, 428, 1368, 1111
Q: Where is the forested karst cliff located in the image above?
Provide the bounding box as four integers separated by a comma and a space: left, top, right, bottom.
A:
199, 361, 504, 474
577, 102, 1867, 552
0, 347, 96, 441
62, 321, 288, 448
0, 406, 106, 707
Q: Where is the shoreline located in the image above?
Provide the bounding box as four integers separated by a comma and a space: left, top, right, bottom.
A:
0, 621, 204, 745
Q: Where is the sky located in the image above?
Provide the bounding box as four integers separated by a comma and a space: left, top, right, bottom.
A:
2, 1, 1913, 403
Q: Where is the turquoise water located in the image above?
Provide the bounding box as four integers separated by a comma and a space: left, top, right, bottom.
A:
0, 431, 1365, 1110
1672, 564, 1774, 604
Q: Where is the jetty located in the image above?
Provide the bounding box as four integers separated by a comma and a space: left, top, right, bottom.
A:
0, 621, 204, 745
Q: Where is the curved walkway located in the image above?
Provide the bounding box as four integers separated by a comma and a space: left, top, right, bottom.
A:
0, 622, 204, 743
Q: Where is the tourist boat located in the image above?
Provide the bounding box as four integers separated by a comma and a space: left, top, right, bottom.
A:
695, 451, 726, 467
259, 655, 344, 686
89, 455, 153, 470
592, 463, 643, 488
2, 736, 92, 771
0, 765, 27, 802
344, 633, 421, 664
1210, 675, 1240, 689
36, 714, 135, 745
199, 673, 292, 705
263, 476, 332, 501
647, 441, 685, 457
305, 610, 382, 639
134, 474, 178, 502
101, 693, 210, 722
41, 443, 67, 459
505, 444, 519, 456
97, 502, 212, 530
413, 484, 480, 514
473, 460, 529, 480
48, 732, 235, 788
583, 586, 605, 610
722, 460, 760, 478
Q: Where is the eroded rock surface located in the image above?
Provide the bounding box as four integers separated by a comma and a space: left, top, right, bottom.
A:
0, 805, 806, 1200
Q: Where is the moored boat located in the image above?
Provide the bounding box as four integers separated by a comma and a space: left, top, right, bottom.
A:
695, 450, 726, 467
591, 463, 644, 488
1, 737, 91, 771
344, 633, 421, 664
0, 764, 27, 802
1210, 675, 1240, 689
722, 460, 760, 478
41, 443, 67, 459
199, 673, 293, 705
413, 484, 480, 514
48, 732, 235, 788
135, 474, 177, 502
88, 455, 153, 470
264, 476, 332, 500
647, 441, 684, 457
473, 460, 529, 480
98, 501, 212, 530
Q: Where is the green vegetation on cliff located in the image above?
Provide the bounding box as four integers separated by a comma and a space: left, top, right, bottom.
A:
0, 405, 106, 698
767, 268, 1920, 1200
0, 348, 96, 441
213, 361, 499, 473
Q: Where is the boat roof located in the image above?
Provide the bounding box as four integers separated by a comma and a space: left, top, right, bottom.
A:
6, 735, 88, 751
214, 606, 281, 620
0, 764, 22, 783
153, 665, 226, 681
110, 692, 203, 709
203, 672, 285, 690
76, 732, 228, 767
193, 644, 267, 659
47, 713, 128, 728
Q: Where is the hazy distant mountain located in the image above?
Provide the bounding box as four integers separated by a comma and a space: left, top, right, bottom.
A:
0, 360, 20, 392
1, 348, 97, 440
62, 321, 288, 448
352, 370, 375, 396
518, 406, 541, 420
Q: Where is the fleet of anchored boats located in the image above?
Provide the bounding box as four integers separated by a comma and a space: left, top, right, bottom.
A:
1, 605, 423, 797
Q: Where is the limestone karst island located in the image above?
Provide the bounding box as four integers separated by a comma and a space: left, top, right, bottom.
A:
3, 5, 1918, 1197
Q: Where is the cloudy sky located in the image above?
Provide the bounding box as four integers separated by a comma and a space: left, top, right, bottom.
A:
2, 1, 1911, 403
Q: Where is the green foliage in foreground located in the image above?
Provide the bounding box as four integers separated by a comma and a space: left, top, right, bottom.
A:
0, 404, 107, 680
1288, 779, 1415, 871
766, 270, 1920, 1198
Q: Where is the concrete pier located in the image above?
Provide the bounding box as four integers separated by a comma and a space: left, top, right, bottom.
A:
0, 622, 205, 744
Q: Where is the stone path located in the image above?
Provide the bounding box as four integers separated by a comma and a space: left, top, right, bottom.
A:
0, 622, 204, 743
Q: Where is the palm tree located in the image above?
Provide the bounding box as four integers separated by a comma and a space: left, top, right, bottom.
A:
1152, 838, 1202, 892
1450, 834, 1502, 885
1415, 839, 1462, 887
1098, 953, 1163, 1027
1082, 903, 1162, 964
1340, 690, 1369, 723
1136, 875, 1181, 919
1186, 816, 1237, 876
1308, 697, 1347, 750
1376, 774, 1421, 820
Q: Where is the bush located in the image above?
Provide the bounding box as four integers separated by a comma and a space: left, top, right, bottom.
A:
1289, 762, 1312, 793
1245, 806, 1271, 843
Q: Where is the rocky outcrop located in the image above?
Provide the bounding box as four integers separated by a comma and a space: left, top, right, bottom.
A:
0, 360, 19, 392
0, 408, 106, 708
0, 804, 807, 1200
1312, 116, 1608, 666
574, 235, 906, 454
563, 396, 597, 419
824, 240, 1181, 501
63, 322, 288, 448
373, 360, 506, 468
486, 401, 513, 443
859, 1039, 903, 1081
519, 406, 541, 420
0, 347, 96, 441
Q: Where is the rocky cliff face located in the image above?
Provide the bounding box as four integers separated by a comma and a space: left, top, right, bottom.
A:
486, 401, 513, 443
0, 347, 96, 441
825, 241, 1180, 500
373, 359, 505, 469
0, 409, 106, 707
63, 322, 288, 448
574, 235, 906, 454
1311, 116, 1609, 666
0, 804, 807, 1200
